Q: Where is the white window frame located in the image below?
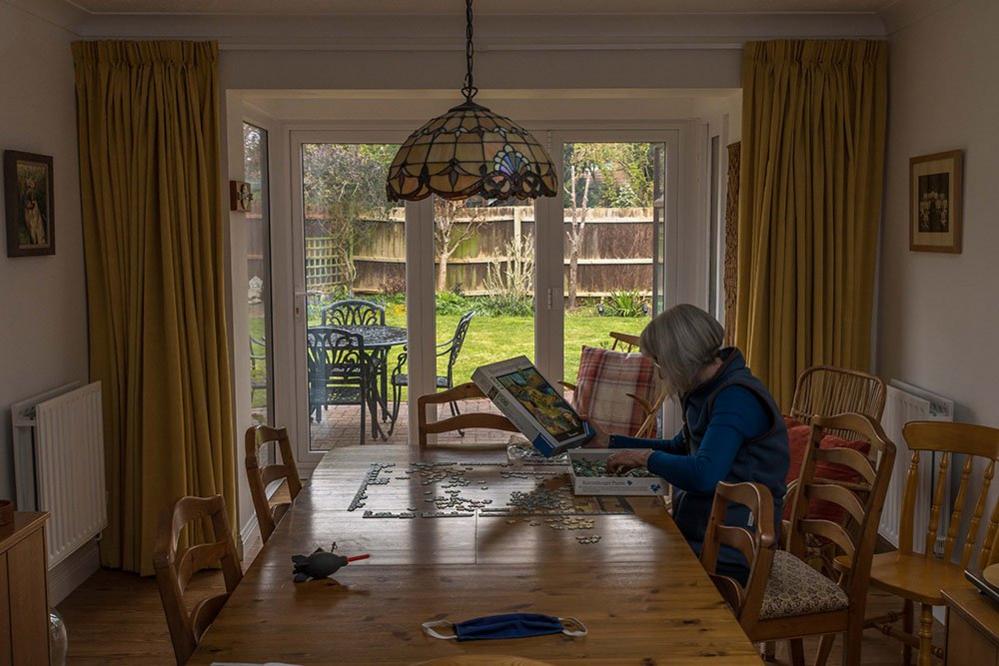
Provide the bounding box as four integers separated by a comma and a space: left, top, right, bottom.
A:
276, 123, 705, 468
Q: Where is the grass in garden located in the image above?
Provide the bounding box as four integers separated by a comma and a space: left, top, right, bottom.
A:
383, 304, 647, 385
249, 303, 648, 408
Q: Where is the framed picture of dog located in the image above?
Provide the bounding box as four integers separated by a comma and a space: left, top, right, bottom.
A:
910, 150, 963, 253
3, 150, 55, 257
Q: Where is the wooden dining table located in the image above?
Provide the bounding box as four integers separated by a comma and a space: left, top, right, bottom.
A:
190, 444, 760, 665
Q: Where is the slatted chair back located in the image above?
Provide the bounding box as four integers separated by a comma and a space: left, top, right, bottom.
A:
153, 495, 242, 665
700, 481, 777, 624
609, 331, 641, 352
898, 421, 999, 569
245, 425, 303, 543
789, 366, 887, 438
786, 413, 896, 604
417, 382, 519, 449
321, 298, 385, 327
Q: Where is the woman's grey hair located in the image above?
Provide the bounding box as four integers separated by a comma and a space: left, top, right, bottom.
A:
639, 304, 725, 396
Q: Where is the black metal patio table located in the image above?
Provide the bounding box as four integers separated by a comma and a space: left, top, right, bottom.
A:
308, 324, 407, 440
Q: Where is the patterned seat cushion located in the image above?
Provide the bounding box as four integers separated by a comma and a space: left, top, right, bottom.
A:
571, 346, 656, 437
760, 550, 849, 619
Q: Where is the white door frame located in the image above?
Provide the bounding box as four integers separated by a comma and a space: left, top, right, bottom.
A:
281, 124, 704, 466
287, 130, 421, 468
535, 122, 710, 436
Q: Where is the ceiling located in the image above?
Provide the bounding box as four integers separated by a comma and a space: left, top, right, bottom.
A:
68, 0, 902, 15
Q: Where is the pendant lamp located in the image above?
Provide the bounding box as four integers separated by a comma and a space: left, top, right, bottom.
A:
386, 0, 557, 202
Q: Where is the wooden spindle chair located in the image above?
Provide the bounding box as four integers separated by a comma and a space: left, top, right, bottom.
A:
860, 421, 999, 666
417, 382, 519, 449
763, 365, 886, 660
245, 425, 303, 543
609, 330, 641, 352
153, 495, 243, 665
713, 413, 894, 666
788, 365, 887, 435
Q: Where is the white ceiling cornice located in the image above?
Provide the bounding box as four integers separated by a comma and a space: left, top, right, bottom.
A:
5, 0, 88, 34
68, 11, 886, 47
879, 0, 964, 34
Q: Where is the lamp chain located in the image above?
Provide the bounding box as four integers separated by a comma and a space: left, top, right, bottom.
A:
461, 0, 478, 101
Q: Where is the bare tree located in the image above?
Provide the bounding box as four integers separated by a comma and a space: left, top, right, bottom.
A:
564, 148, 597, 310
434, 198, 488, 292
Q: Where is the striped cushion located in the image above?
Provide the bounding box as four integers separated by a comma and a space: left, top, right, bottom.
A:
571, 346, 656, 437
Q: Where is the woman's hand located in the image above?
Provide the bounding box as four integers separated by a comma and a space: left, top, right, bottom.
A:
607, 449, 653, 474
583, 420, 610, 448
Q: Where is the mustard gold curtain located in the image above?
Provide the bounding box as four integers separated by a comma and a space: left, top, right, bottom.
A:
72, 41, 235, 574
735, 40, 887, 410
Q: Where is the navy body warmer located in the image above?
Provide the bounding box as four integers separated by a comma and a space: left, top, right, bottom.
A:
611, 347, 789, 574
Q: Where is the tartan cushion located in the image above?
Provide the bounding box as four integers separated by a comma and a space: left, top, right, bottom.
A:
571, 346, 656, 437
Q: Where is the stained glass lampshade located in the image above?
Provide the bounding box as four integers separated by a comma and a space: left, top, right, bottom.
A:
386, 100, 557, 202
386, 0, 557, 202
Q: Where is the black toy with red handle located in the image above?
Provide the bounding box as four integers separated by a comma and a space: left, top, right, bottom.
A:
292, 544, 370, 582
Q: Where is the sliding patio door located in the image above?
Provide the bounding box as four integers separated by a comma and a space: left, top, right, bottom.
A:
290, 133, 411, 464
537, 132, 679, 434
287, 129, 682, 464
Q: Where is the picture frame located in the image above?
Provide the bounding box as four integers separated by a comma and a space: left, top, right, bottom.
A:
230, 179, 253, 212
3, 150, 55, 257
910, 149, 963, 253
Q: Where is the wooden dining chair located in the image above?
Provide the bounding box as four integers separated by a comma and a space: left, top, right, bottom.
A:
153, 495, 243, 665
788, 365, 887, 432
706, 413, 895, 666
245, 424, 303, 544
860, 421, 999, 666
609, 330, 641, 351
763, 365, 887, 661
417, 382, 519, 449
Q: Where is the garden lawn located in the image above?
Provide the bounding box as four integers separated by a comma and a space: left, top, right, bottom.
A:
383, 305, 647, 385
249, 305, 648, 406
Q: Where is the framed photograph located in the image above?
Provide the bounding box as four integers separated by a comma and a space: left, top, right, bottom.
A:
910, 150, 963, 253
3, 150, 55, 257
230, 179, 253, 212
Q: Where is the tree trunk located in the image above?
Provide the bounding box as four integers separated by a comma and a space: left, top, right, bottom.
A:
568, 253, 578, 309
436, 251, 449, 292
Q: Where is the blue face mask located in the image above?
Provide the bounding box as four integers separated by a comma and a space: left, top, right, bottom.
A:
422, 613, 587, 642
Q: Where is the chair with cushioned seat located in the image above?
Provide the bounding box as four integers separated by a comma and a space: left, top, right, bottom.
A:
857, 421, 999, 666
703, 413, 895, 666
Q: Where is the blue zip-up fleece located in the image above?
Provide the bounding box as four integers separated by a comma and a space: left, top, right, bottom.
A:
610, 347, 789, 580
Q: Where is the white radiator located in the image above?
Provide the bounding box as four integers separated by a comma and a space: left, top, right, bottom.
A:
879, 380, 954, 550
11, 382, 108, 568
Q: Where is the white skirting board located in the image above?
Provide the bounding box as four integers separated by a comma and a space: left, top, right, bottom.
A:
48, 538, 100, 606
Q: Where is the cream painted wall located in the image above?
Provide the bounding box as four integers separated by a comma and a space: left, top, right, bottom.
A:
0, 2, 88, 500
877, 0, 999, 424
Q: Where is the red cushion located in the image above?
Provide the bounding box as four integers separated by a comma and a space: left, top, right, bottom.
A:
782, 417, 871, 524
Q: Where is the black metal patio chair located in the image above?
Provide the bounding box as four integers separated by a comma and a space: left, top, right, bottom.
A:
319, 299, 386, 326
388, 311, 474, 435
306, 327, 382, 445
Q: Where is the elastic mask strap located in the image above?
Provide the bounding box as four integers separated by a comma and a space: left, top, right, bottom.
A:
421, 620, 457, 640
559, 617, 588, 637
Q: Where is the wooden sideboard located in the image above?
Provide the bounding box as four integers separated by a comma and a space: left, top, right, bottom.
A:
943, 586, 999, 665
0, 512, 49, 666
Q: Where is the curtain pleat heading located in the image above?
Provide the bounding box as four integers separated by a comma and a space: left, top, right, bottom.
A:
735, 40, 888, 410
72, 40, 235, 575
